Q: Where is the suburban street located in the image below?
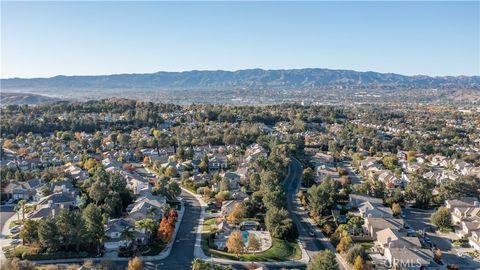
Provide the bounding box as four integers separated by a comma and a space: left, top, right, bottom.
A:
403, 206, 480, 269
120, 189, 202, 270
0, 205, 15, 234
285, 157, 348, 270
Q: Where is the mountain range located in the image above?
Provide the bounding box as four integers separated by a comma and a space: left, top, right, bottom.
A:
2, 68, 479, 90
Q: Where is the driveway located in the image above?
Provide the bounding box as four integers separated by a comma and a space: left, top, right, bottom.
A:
0, 205, 15, 236
403, 206, 480, 269
338, 161, 362, 184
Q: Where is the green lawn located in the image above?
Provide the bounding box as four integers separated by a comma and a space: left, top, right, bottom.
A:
357, 241, 374, 251
201, 217, 300, 262
3, 245, 29, 259
208, 238, 301, 262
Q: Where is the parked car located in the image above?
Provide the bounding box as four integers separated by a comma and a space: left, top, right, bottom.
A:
10, 226, 20, 234
10, 239, 20, 245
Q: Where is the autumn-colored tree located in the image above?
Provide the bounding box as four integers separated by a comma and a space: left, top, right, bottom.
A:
227, 202, 246, 224
434, 249, 442, 263
168, 208, 178, 223
336, 235, 352, 254
28, 242, 42, 255
226, 231, 244, 256
123, 163, 135, 171
247, 233, 261, 251
84, 158, 98, 171
392, 203, 402, 216
353, 256, 364, 270
143, 156, 150, 166
127, 257, 144, 270
157, 217, 174, 243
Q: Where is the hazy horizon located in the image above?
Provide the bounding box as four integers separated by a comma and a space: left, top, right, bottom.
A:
2, 1, 479, 79
2, 66, 480, 81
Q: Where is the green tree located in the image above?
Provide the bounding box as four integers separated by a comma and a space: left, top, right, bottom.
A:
191, 258, 210, 270
307, 250, 339, 270
17, 199, 27, 221
167, 181, 181, 199
248, 173, 261, 191
405, 176, 434, 208
38, 218, 59, 252
431, 207, 452, 230
307, 182, 334, 217
346, 244, 367, 264
56, 209, 85, 251
136, 218, 157, 241
103, 191, 123, 217
439, 175, 480, 200
82, 204, 105, 253
302, 167, 316, 188
89, 180, 109, 204
265, 207, 295, 239
19, 219, 39, 244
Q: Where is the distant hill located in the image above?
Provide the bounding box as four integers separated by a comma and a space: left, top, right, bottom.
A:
0, 92, 61, 105
2, 68, 479, 90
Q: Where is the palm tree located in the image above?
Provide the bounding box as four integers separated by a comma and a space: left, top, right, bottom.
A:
121, 227, 135, 250
146, 206, 157, 218
135, 218, 157, 242
14, 204, 20, 222
17, 199, 27, 221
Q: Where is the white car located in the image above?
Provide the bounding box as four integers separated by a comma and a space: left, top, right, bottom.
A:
10, 239, 20, 245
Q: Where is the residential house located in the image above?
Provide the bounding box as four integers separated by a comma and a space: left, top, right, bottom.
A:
456, 217, 480, 239
364, 217, 404, 240
349, 194, 393, 218
104, 218, 146, 251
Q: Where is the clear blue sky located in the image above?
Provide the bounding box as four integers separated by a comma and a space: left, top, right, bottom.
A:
1, 1, 479, 78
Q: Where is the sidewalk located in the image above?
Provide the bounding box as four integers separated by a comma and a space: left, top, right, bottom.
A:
0, 209, 22, 262
182, 187, 311, 268
10, 201, 185, 264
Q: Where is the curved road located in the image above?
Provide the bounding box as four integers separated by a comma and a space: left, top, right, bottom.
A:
119, 189, 202, 270
284, 157, 348, 270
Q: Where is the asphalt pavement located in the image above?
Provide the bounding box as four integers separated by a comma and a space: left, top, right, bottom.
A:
0, 205, 15, 236
284, 157, 348, 270
403, 206, 480, 269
